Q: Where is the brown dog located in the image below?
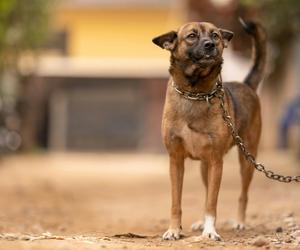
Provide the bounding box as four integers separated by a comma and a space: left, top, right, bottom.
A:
152, 20, 266, 240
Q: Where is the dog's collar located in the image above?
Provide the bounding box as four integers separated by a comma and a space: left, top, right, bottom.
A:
171, 78, 223, 103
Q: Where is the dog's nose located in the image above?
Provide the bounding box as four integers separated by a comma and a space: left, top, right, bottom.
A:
204, 40, 215, 50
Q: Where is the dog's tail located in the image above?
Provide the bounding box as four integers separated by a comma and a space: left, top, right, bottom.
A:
239, 18, 267, 91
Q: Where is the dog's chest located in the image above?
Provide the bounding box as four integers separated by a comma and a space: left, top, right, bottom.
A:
182, 115, 224, 159
164, 100, 229, 160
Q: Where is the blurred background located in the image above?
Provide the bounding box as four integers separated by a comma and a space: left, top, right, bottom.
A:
0, 1, 299, 249
0, 0, 299, 155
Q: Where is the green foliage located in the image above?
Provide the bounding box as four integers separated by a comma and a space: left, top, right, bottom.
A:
0, 0, 54, 68
239, 0, 300, 88
240, 0, 300, 39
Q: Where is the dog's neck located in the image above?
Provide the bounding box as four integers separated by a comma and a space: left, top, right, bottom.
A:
169, 57, 222, 93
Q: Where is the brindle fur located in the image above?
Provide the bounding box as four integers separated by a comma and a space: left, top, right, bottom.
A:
152, 20, 266, 240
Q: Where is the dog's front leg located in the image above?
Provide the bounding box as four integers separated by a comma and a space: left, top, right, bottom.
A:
162, 154, 184, 240
202, 158, 223, 241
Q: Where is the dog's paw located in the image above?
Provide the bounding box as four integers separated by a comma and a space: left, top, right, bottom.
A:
191, 220, 203, 232
162, 228, 181, 240
233, 222, 245, 230
202, 229, 222, 241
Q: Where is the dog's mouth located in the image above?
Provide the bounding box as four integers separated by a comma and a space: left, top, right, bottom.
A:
189, 50, 219, 67
197, 55, 216, 67
182, 49, 223, 80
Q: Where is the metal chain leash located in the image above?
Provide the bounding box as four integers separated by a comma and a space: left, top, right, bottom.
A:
172, 77, 300, 183
216, 82, 300, 183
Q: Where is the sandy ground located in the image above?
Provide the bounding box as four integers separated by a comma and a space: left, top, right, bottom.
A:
0, 150, 299, 250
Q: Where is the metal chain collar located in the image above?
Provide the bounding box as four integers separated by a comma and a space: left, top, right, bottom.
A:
172, 78, 300, 183
172, 80, 222, 103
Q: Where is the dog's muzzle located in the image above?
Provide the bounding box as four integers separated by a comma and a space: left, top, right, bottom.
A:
189, 40, 218, 62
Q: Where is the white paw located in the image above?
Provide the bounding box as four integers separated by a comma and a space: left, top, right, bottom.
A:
233, 222, 245, 230
202, 215, 221, 241
191, 220, 203, 232
162, 228, 181, 240
202, 229, 221, 241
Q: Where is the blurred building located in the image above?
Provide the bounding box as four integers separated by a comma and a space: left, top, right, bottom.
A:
26, 0, 184, 151
22, 0, 299, 153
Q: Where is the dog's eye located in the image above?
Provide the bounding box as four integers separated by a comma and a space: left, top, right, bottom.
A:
212, 32, 219, 40
187, 33, 197, 39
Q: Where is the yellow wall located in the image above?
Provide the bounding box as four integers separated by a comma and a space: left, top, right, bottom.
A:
55, 8, 183, 58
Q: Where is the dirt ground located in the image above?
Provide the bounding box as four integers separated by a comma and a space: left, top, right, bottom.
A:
0, 150, 299, 250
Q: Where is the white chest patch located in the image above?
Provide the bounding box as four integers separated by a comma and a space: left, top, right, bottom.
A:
180, 125, 213, 159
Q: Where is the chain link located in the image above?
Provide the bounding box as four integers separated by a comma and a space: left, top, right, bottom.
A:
216, 83, 300, 183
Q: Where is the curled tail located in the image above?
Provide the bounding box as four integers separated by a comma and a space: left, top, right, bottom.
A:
239, 18, 267, 91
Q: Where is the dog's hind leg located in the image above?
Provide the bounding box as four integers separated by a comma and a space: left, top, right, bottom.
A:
191, 161, 208, 232
235, 137, 259, 230
162, 154, 185, 240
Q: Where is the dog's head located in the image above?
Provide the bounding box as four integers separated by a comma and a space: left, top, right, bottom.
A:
152, 22, 233, 83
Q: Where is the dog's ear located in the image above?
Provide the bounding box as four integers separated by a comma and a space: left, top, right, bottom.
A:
219, 29, 234, 48
152, 31, 177, 51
